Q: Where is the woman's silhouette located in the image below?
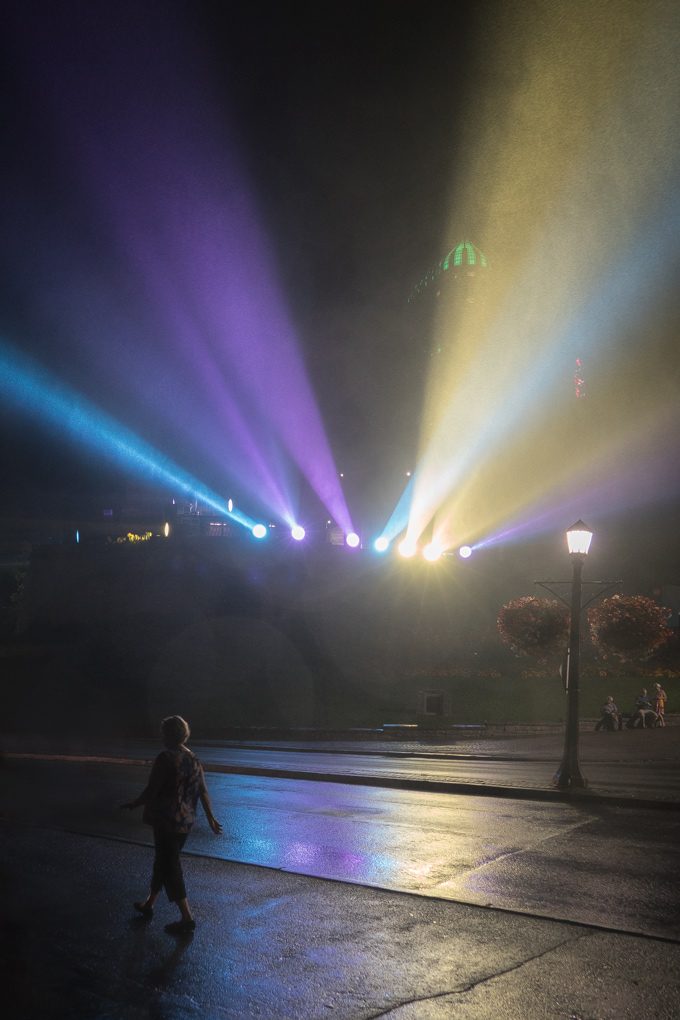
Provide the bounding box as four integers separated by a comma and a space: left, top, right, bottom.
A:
121, 715, 222, 934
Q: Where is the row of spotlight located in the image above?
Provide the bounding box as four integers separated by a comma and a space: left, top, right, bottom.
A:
251, 522, 309, 542
250, 523, 473, 560
376, 537, 473, 561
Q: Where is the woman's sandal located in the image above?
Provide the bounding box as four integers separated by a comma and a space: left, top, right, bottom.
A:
164, 919, 196, 935
133, 902, 153, 918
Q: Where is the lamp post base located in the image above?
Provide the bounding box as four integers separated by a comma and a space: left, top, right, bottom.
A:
553, 764, 588, 790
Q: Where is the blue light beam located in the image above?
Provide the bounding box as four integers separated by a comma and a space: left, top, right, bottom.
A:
0, 340, 256, 529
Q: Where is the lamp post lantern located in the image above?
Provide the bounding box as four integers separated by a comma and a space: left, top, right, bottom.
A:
554, 520, 593, 790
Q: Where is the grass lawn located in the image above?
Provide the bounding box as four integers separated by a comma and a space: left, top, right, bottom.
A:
391, 669, 675, 725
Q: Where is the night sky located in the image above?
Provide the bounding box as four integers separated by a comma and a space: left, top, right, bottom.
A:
0, 3, 470, 508
1, 1, 679, 567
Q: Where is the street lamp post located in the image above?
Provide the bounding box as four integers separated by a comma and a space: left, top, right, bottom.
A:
554, 520, 593, 790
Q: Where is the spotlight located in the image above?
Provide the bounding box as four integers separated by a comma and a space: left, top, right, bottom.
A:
227, 498, 234, 513
346, 531, 360, 548
374, 536, 389, 553
163, 522, 170, 538
423, 541, 442, 562
252, 523, 267, 539
398, 539, 417, 558
459, 545, 472, 559
291, 524, 306, 541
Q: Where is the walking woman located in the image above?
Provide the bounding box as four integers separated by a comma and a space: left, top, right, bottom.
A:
121, 715, 222, 934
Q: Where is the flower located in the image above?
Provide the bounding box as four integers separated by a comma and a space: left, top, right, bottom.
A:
497, 597, 569, 660
588, 594, 671, 662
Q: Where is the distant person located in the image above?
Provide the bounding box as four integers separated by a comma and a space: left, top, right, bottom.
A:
120, 715, 222, 934
595, 696, 621, 732
653, 683, 668, 727
631, 688, 657, 729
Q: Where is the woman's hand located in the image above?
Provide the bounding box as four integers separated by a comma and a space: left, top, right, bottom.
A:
208, 816, 223, 835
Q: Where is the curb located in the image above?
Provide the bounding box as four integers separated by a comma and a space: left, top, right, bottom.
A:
198, 760, 680, 811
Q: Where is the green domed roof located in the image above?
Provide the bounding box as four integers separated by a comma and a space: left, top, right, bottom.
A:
409, 240, 488, 301
441, 240, 488, 270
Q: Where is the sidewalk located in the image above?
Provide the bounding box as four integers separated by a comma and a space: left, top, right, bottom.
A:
202, 723, 680, 762
200, 727, 680, 809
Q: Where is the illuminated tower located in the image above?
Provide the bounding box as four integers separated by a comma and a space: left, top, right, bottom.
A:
409, 239, 488, 303
409, 239, 489, 359
386, 239, 490, 481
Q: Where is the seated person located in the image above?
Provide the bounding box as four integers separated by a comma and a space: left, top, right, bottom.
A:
595, 695, 622, 731
630, 688, 658, 729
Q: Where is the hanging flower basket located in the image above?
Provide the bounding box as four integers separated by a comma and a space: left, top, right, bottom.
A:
497, 596, 569, 659
588, 594, 672, 662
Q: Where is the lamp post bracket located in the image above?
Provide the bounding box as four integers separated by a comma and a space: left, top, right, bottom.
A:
535, 580, 622, 609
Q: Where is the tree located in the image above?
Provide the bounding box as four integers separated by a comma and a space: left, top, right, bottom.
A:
588, 594, 672, 662
497, 596, 569, 660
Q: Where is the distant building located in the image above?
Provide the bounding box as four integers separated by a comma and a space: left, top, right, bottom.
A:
409, 239, 489, 304
408, 239, 489, 362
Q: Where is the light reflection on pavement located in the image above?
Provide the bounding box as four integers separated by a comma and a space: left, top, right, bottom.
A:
3, 758, 678, 940
185, 773, 680, 939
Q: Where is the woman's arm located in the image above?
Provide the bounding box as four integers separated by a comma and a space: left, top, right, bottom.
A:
199, 787, 223, 834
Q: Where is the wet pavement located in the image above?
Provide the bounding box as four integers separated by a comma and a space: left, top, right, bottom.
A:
3, 757, 680, 939
3, 823, 680, 1019
5, 754, 680, 934
3, 729, 680, 1017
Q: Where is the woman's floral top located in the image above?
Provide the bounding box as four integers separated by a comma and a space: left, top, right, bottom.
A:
140, 746, 207, 833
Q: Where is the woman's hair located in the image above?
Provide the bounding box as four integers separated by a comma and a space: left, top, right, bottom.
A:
161, 715, 190, 747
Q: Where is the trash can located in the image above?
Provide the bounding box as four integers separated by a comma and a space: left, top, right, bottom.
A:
417, 688, 452, 729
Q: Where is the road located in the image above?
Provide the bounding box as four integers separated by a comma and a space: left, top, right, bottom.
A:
7, 727, 680, 801
186, 744, 680, 801
3, 757, 679, 940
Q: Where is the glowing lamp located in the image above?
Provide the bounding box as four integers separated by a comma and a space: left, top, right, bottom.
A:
459, 545, 472, 559
252, 523, 267, 539
566, 520, 593, 556
374, 536, 389, 553
345, 532, 360, 548
423, 542, 442, 562
227, 498, 234, 513
163, 522, 170, 538
398, 539, 417, 558
291, 524, 306, 541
